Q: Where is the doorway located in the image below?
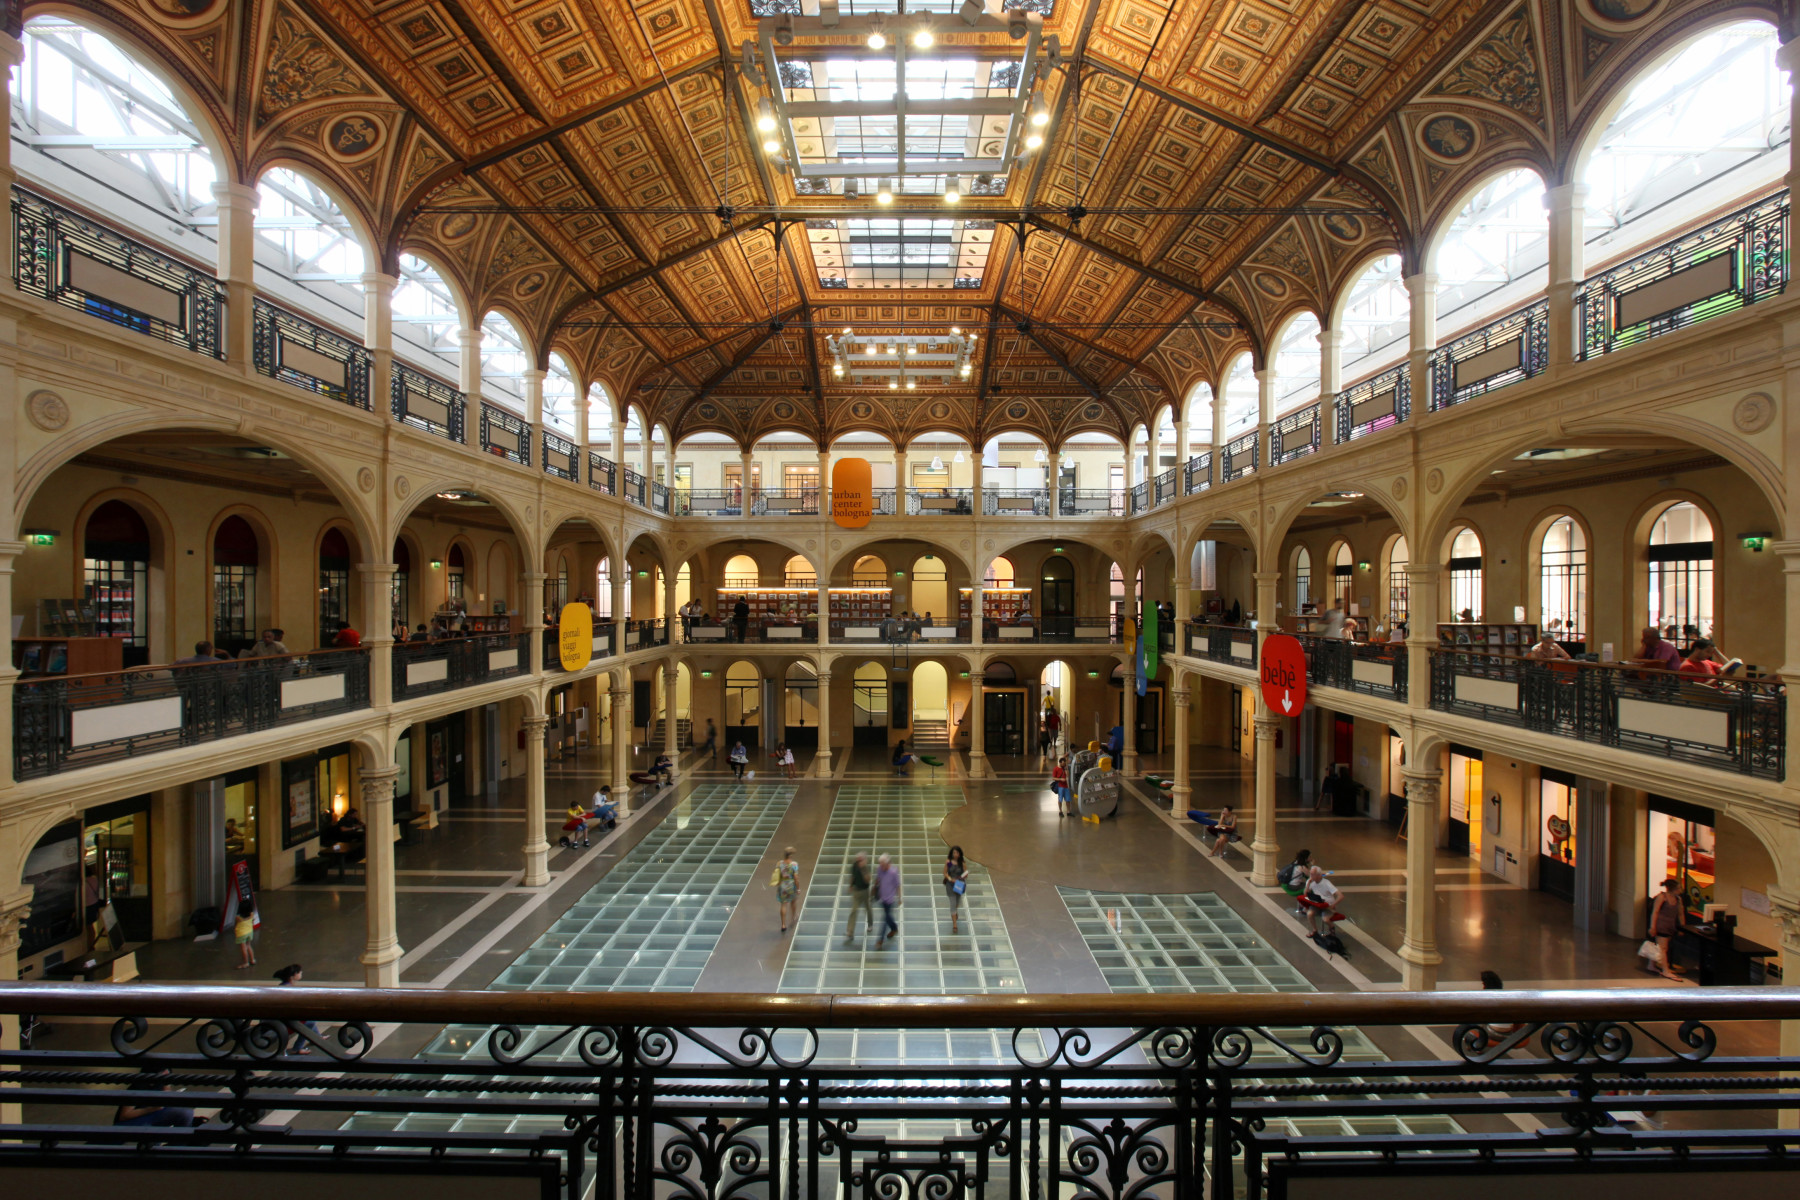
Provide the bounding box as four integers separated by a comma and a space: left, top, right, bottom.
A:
784, 662, 818, 749
1538, 767, 1577, 903
1448, 745, 1483, 858
1041, 555, 1075, 639
911, 555, 948, 626
853, 661, 889, 748
1331, 714, 1354, 771
985, 687, 1026, 757
1119, 687, 1163, 753
1229, 687, 1243, 752
725, 660, 761, 749
912, 661, 948, 724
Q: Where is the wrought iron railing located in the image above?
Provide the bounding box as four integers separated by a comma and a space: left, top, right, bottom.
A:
1203, 624, 1259, 668
754, 486, 821, 515
870, 487, 898, 515
390, 362, 465, 442
588, 452, 617, 496
1129, 481, 1150, 514
391, 633, 529, 701
1270, 403, 1321, 464
1058, 488, 1122, 516
620, 466, 647, 506
1430, 298, 1550, 411
1429, 649, 1784, 779
831, 619, 970, 643
1153, 466, 1180, 506
906, 488, 974, 515
983, 487, 1051, 516
11, 187, 225, 358
622, 618, 669, 649
6, 983, 1790, 1200
1335, 363, 1409, 442
252, 298, 372, 410
672, 488, 743, 516
542, 430, 580, 482
1294, 635, 1408, 702
1579, 189, 1788, 359
1221, 430, 1258, 481
650, 481, 670, 513
13, 649, 369, 780
1184, 452, 1212, 494
542, 622, 614, 672
479, 403, 531, 466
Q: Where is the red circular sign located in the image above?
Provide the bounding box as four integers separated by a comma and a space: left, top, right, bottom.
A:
1259, 633, 1308, 718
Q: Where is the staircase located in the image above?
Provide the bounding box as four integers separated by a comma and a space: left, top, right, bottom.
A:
650, 717, 692, 749
912, 717, 950, 750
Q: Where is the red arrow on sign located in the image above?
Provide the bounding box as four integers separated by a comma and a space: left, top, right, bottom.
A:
1259, 633, 1308, 717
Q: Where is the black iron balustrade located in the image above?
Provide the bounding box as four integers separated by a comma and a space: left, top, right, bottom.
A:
650, 480, 670, 513
906, 487, 974, 516
754, 486, 821, 515
1129, 481, 1150, 514
588, 452, 616, 496
1037, 614, 1125, 644
1221, 430, 1258, 481
1293, 635, 1409, 702
621, 618, 669, 650
1580, 190, 1788, 360
1184, 451, 1212, 494
542, 430, 580, 482
1270, 403, 1322, 464
390, 362, 465, 443
2, 983, 1791, 1200
1430, 298, 1550, 411
1153, 466, 1180, 505
1058, 487, 1121, 515
620, 466, 647, 506
984, 487, 1051, 516
11, 187, 225, 358
252, 299, 372, 410
13, 649, 369, 780
1203, 625, 1259, 668
1430, 649, 1783, 780
542, 622, 613, 672
673, 488, 742, 516
479, 404, 532, 466
391, 633, 530, 700
1335, 363, 1409, 442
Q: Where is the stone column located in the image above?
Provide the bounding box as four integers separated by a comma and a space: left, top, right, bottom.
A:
611, 423, 626, 471
665, 439, 678, 496
1256, 366, 1278, 436
967, 669, 988, 778
611, 569, 628, 657
893, 448, 908, 514
663, 662, 680, 757
969, 582, 985, 646
740, 448, 756, 519
1174, 578, 1192, 657
970, 442, 984, 516
817, 448, 831, 515
0, 32, 22, 296
212, 181, 259, 372
521, 367, 546, 429
522, 571, 547, 672
1547, 183, 1589, 367
0, 542, 23, 777
458, 327, 483, 444
1776, 541, 1800, 800
1174, 420, 1189, 476
1250, 713, 1281, 885
357, 765, 403, 986
1400, 765, 1445, 990
1169, 686, 1191, 813
1211, 388, 1225, 456
641, 432, 654, 481
1319, 328, 1346, 447
363, 271, 398, 422
610, 685, 633, 811
356, 562, 397, 709
662, 566, 678, 644
814, 670, 833, 776
575, 380, 590, 454
1766, 884, 1800, 1061
1120, 676, 1139, 777
521, 714, 551, 886
1405, 565, 1440, 705
1404, 272, 1438, 414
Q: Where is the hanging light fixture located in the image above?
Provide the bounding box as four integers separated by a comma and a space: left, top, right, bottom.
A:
930, 454, 945, 471
912, 16, 935, 48
952, 449, 965, 464
1035, 446, 1049, 463
1029, 95, 1050, 127
943, 176, 961, 204
866, 17, 887, 49
756, 98, 777, 133
876, 177, 893, 204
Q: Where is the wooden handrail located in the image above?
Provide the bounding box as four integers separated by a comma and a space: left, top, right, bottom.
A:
1429, 644, 1782, 686
19, 644, 371, 687
0, 982, 1789, 1028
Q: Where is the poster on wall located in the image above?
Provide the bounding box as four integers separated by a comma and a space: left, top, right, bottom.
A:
20, 821, 81, 958
428, 729, 448, 788
283, 758, 320, 848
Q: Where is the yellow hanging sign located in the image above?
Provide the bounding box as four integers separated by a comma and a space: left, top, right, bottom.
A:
558, 602, 593, 672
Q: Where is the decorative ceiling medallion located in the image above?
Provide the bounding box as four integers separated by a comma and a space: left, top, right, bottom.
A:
1321, 213, 1364, 243
327, 115, 383, 160
1583, 0, 1664, 27
930, 402, 953, 420
1082, 404, 1103, 421
357, 467, 374, 493
1006, 401, 1029, 420
1252, 272, 1289, 298
1733, 393, 1775, 434
1393, 477, 1408, 500
773, 401, 796, 420
1418, 113, 1478, 160
25, 389, 69, 431
1426, 468, 1444, 494
439, 212, 477, 241
394, 476, 411, 498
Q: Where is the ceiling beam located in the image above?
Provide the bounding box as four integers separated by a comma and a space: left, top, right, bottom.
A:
1023, 215, 1210, 300
1009, 320, 1107, 406
547, 217, 777, 331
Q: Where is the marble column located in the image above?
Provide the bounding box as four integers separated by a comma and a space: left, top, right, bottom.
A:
892, 449, 908, 514
1400, 764, 1445, 990
522, 571, 547, 672
357, 765, 403, 986
363, 271, 398, 426
521, 367, 546, 429
1546, 183, 1589, 367
610, 685, 633, 811
1169, 686, 1191, 814
212, 181, 259, 371
522, 714, 550, 887
663, 662, 680, 758
356, 562, 397, 709
1250, 568, 1283, 885
740, 449, 756, 519
1405, 273, 1438, 414
459, 327, 483, 443
1319, 328, 1346, 447
1404, 565, 1440, 703
967, 669, 987, 778
814, 670, 833, 777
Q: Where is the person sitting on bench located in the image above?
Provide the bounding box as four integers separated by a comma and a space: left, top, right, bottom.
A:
651, 753, 675, 785
589, 786, 618, 832
892, 739, 917, 777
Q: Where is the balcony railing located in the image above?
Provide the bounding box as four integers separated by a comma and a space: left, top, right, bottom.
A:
542, 623, 614, 672
390, 362, 465, 443
13, 648, 370, 780
673, 487, 743, 516
1201, 624, 1259, 668
906, 488, 974, 515
1294, 635, 1409, 702
1270, 403, 1321, 464
8, 983, 1789, 1200
252, 298, 372, 410
830, 618, 971, 644
1184, 451, 1212, 494
1580, 189, 1788, 360
983, 487, 1051, 516
1335, 363, 1409, 443
391, 633, 530, 700
753, 486, 820, 515
1153, 466, 1180, 505
12, 186, 225, 358
650, 480, 670, 513
1058, 487, 1122, 516
1221, 430, 1258, 481
620, 466, 647, 506
622, 618, 670, 650
1430, 298, 1550, 411
1429, 649, 1784, 780
1129, 480, 1150, 514
986, 614, 1121, 644
588, 452, 617, 496
479, 403, 531, 466
542, 430, 580, 482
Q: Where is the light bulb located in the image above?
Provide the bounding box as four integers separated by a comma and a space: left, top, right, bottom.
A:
1025, 131, 1043, 150
889, 379, 899, 390
756, 99, 777, 133
944, 180, 961, 203
876, 178, 893, 204
913, 25, 934, 48
951, 326, 961, 335
867, 19, 887, 49
762, 137, 781, 153
1030, 96, 1049, 127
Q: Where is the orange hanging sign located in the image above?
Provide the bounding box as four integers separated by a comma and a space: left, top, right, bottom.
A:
832, 456, 873, 528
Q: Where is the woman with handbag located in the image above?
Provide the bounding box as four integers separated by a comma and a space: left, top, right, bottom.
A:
1643, 878, 1685, 980
943, 845, 968, 934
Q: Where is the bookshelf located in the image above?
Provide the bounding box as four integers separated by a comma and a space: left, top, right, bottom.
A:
958, 586, 1033, 624
38, 597, 99, 638
714, 587, 819, 627
827, 587, 892, 624
1437, 621, 1537, 652
14, 636, 123, 677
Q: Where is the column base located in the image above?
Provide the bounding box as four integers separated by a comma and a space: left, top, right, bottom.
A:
1248, 837, 1280, 887
358, 942, 404, 988
1399, 942, 1442, 991
522, 840, 550, 888
966, 750, 990, 778
1169, 784, 1192, 815
812, 749, 834, 778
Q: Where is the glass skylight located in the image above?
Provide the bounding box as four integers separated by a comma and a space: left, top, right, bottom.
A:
808, 216, 993, 288
255, 168, 365, 293
479, 310, 530, 409
391, 253, 464, 379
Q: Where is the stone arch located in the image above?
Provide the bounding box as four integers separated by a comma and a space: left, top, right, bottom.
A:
71, 488, 176, 659
392, 244, 477, 331
1421, 161, 1553, 276
387, 482, 536, 567
827, 535, 971, 583
1265, 480, 1412, 562
250, 157, 382, 273
203, 502, 283, 649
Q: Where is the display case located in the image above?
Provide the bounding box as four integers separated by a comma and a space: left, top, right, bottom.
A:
1436, 621, 1537, 651
38, 597, 99, 637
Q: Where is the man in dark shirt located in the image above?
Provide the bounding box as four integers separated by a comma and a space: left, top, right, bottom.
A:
733, 597, 750, 643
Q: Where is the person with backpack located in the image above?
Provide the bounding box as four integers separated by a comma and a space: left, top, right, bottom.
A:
728, 741, 749, 780
1277, 849, 1313, 903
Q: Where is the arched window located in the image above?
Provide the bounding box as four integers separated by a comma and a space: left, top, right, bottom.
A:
1274, 312, 1322, 412
1540, 516, 1587, 642
594, 556, 613, 618
1221, 353, 1258, 434
212, 515, 259, 656
448, 543, 467, 607
1387, 536, 1410, 624
984, 556, 1015, 588
1649, 502, 1713, 642
318, 527, 353, 647
479, 311, 530, 409
1337, 254, 1409, 384
1293, 546, 1312, 611
851, 555, 887, 585
392, 537, 411, 631
722, 553, 759, 588
255, 168, 366, 319
587, 383, 615, 444
543, 353, 579, 434
1582, 23, 1785, 259
726, 660, 761, 731
1433, 169, 1549, 337
1333, 542, 1354, 609
85, 500, 152, 667
392, 254, 463, 378
1447, 526, 1483, 621
784, 554, 816, 587
1185, 382, 1214, 449
1109, 561, 1125, 625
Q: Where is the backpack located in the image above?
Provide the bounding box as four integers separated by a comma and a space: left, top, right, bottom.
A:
1276, 862, 1298, 888
1318, 930, 1349, 959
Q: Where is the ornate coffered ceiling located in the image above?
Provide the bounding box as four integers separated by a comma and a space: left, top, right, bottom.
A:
55, 0, 1754, 446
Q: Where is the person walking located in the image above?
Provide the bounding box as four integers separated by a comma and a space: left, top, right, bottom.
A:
1051, 755, 1072, 816
699, 718, 718, 763
873, 853, 901, 949
845, 852, 873, 944
728, 741, 749, 780
233, 905, 257, 969
1043, 706, 1061, 755
942, 845, 968, 934
1645, 877, 1685, 980
774, 846, 800, 934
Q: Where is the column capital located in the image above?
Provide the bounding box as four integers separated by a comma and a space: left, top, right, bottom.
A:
609, 685, 630, 699
521, 571, 550, 583
1546, 181, 1590, 209
816, 671, 832, 686
210, 180, 259, 210
1171, 688, 1191, 708
523, 714, 551, 735
1253, 569, 1282, 586
1252, 713, 1281, 738
968, 670, 985, 683
0, 886, 32, 958
361, 270, 400, 296
1404, 564, 1442, 584
1317, 327, 1348, 348
1402, 271, 1439, 291
355, 561, 399, 579
1777, 37, 1800, 73
458, 327, 482, 346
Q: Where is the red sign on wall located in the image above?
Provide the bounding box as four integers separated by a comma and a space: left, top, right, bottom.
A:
1259, 633, 1308, 717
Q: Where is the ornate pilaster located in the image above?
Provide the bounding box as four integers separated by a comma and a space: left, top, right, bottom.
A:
1250, 714, 1282, 886
1400, 766, 1445, 990
1169, 687, 1192, 813
357, 766, 403, 986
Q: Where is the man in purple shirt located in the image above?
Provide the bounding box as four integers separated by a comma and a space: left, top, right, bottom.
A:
874, 853, 902, 949
1640, 626, 1682, 670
